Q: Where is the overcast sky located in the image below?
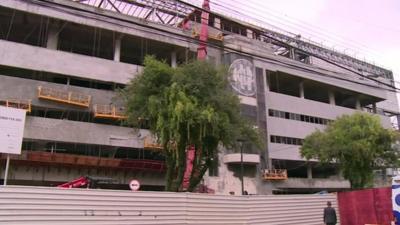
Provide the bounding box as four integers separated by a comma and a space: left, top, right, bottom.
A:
199, 0, 400, 81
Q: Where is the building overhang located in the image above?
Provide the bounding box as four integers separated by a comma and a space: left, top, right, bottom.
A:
223, 153, 260, 165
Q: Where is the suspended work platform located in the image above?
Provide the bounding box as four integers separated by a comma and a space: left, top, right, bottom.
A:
0, 99, 31, 112
144, 136, 163, 151
263, 169, 288, 181
93, 105, 127, 120
37, 86, 91, 107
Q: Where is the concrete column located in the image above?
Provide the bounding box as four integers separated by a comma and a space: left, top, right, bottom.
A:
397, 115, 400, 130
328, 91, 335, 105
171, 51, 177, 68
372, 103, 377, 113
299, 81, 305, 98
355, 97, 361, 110
246, 29, 253, 39
307, 165, 313, 179
214, 18, 221, 29
114, 34, 122, 62
46, 24, 59, 50
289, 48, 295, 59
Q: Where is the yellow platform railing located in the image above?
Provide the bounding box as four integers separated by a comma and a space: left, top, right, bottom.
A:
262, 169, 288, 181
38, 86, 91, 107
93, 104, 127, 120
0, 99, 32, 112
144, 136, 163, 151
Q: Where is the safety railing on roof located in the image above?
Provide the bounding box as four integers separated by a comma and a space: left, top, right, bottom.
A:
93, 104, 127, 120
191, 23, 223, 41
262, 169, 288, 181
0, 99, 32, 112
37, 86, 91, 107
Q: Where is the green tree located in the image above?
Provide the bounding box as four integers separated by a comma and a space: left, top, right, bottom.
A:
301, 112, 399, 189
122, 56, 261, 192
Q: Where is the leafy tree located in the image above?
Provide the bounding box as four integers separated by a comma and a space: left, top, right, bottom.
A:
301, 112, 399, 189
122, 56, 261, 192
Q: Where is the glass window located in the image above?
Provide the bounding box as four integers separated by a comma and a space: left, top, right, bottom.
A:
279, 111, 285, 118
269, 109, 274, 116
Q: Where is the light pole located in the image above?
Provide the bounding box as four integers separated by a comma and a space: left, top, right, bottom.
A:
237, 139, 245, 195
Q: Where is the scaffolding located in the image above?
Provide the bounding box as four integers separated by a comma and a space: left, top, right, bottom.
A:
0, 99, 32, 112
37, 86, 91, 107
143, 136, 163, 150
72, 0, 194, 26
262, 169, 288, 181
93, 104, 127, 120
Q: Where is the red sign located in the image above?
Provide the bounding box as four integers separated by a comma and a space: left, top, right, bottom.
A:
129, 180, 140, 191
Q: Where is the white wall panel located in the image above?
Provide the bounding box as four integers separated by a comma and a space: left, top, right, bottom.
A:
0, 186, 339, 225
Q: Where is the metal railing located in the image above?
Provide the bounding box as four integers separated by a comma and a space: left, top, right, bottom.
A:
93, 104, 127, 120
0, 99, 32, 112
262, 169, 288, 180
37, 86, 91, 107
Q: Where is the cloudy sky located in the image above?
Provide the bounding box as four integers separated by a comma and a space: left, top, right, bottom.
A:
192, 0, 400, 81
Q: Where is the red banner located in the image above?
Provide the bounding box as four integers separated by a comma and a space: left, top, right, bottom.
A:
182, 145, 195, 191
338, 187, 393, 225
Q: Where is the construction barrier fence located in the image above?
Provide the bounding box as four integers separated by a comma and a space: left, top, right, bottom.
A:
0, 185, 338, 225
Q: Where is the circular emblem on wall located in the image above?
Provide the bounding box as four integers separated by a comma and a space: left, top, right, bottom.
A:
228, 59, 256, 96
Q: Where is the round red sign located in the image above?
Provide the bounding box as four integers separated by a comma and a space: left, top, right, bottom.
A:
129, 179, 140, 191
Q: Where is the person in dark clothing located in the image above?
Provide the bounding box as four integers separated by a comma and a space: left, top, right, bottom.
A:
323, 201, 337, 225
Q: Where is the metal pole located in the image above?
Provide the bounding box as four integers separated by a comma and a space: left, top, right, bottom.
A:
4, 154, 10, 186
240, 144, 244, 195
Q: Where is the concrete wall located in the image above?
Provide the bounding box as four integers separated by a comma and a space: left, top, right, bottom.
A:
0, 165, 165, 186
0, 185, 340, 225
266, 91, 392, 127
266, 91, 391, 160
24, 116, 149, 148
0, 40, 141, 84
204, 148, 261, 196
274, 178, 350, 189
0, 75, 120, 111
313, 57, 399, 114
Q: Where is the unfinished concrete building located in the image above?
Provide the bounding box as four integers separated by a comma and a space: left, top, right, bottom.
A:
0, 0, 398, 194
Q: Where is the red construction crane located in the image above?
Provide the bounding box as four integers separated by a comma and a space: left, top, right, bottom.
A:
197, 0, 210, 60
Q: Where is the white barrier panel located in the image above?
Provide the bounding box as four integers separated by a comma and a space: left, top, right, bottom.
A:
0, 106, 26, 155
0, 186, 338, 225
